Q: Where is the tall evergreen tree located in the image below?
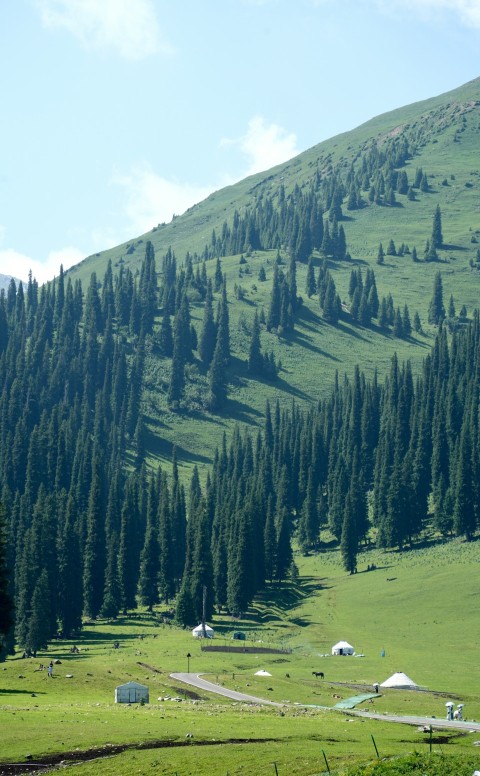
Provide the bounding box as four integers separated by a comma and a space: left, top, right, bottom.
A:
208, 335, 228, 411
431, 204, 443, 249
215, 278, 231, 365
340, 492, 357, 574
137, 477, 159, 611
25, 570, 51, 655
82, 454, 105, 619
57, 493, 83, 636
305, 257, 316, 298
247, 311, 264, 376
0, 504, 13, 657
453, 423, 476, 540
428, 271, 446, 325
199, 279, 216, 367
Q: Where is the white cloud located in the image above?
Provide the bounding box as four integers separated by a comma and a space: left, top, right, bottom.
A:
0, 246, 84, 285
222, 116, 300, 176
376, 0, 480, 28
37, 0, 173, 59
112, 163, 215, 235
113, 118, 299, 239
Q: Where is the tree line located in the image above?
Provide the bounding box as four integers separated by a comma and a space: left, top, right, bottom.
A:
0, 227, 479, 658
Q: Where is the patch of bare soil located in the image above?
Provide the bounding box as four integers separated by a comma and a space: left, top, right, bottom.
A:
200, 646, 290, 654
0, 738, 280, 775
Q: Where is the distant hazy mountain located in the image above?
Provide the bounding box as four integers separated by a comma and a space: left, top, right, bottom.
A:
0, 274, 23, 292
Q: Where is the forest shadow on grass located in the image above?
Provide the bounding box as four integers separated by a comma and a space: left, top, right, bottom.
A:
144, 426, 212, 466
0, 688, 47, 696
291, 329, 342, 360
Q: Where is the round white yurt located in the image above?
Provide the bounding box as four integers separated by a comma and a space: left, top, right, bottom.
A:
331, 640, 355, 656
380, 672, 419, 690
192, 623, 215, 639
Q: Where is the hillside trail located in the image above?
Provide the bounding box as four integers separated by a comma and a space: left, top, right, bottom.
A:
170, 672, 284, 706
171, 672, 480, 732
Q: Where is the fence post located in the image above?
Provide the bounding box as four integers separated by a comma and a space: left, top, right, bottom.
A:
322, 749, 330, 774
371, 734, 380, 758
272, 762, 279, 775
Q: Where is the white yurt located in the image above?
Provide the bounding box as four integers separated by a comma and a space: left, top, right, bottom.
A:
331, 640, 355, 656
115, 681, 149, 704
254, 669, 272, 677
380, 672, 419, 690
192, 623, 215, 639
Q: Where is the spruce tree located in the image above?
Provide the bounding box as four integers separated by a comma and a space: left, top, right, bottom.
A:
175, 578, 196, 626
214, 257, 223, 292
431, 204, 443, 249
0, 504, 13, 656
100, 535, 121, 619
199, 279, 216, 367
247, 311, 264, 376
402, 305, 412, 338
263, 497, 276, 583
208, 336, 228, 411
376, 243, 385, 265
25, 571, 51, 655
82, 455, 105, 620
340, 492, 357, 574
453, 423, 476, 540
57, 494, 83, 637
267, 263, 281, 331
216, 278, 231, 365
428, 271, 446, 325
305, 257, 316, 298
137, 478, 159, 611
157, 307, 173, 357
297, 470, 318, 553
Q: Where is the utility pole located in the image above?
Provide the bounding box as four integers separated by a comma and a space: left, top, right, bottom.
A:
202, 585, 207, 638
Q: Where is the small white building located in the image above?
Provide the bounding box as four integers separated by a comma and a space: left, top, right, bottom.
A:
115, 681, 149, 704
332, 640, 355, 656
192, 623, 214, 639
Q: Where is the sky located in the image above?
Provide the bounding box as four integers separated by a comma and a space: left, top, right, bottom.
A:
0, 0, 479, 284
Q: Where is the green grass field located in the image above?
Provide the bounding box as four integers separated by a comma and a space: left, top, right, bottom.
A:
2, 537, 479, 775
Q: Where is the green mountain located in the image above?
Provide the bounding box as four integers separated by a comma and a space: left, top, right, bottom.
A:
2, 77, 480, 661
67, 76, 480, 478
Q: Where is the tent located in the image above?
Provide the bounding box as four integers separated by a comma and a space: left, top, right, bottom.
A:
192, 623, 215, 639
380, 672, 419, 690
332, 640, 355, 656
254, 669, 272, 676
115, 681, 149, 704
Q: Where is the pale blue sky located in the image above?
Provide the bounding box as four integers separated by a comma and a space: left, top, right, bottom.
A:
1, 0, 479, 283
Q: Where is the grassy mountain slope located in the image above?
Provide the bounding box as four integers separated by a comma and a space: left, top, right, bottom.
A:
68, 76, 480, 284
68, 77, 480, 478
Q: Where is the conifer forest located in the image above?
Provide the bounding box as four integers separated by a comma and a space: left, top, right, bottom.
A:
2, 77, 480, 659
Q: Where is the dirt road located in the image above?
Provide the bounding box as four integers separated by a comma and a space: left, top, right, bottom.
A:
171, 672, 480, 732
170, 672, 284, 707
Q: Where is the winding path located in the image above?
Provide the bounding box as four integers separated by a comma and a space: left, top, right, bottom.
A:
170, 673, 284, 707
170, 672, 480, 732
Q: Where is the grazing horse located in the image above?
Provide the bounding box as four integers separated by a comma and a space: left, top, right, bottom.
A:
312, 671, 324, 679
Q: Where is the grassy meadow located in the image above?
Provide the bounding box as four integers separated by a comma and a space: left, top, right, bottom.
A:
2, 537, 480, 774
